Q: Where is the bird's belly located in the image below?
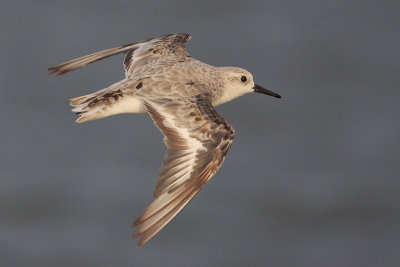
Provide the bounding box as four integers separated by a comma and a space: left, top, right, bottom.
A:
110, 96, 147, 114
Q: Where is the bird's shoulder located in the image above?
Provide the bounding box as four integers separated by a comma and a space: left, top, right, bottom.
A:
130, 61, 218, 99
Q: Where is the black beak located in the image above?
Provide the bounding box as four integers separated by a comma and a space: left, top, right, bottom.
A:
253, 84, 281, 98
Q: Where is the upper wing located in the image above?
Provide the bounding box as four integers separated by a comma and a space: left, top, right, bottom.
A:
48, 33, 191, 76
132, 93, 234, 247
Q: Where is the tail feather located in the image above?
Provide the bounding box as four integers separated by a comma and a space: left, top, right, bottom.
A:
70, 79, 127, 123
70, 95, 92, 106
70, 93, 107, 123
70, 79, 146, 123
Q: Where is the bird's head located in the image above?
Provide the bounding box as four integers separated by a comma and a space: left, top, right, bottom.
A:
214, 67, 281, 106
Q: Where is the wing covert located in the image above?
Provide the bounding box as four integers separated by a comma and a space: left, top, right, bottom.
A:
132, 93, 234, 246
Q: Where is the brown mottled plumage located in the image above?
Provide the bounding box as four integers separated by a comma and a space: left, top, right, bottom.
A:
132, 94, 234, 246
48, 33, 281, 247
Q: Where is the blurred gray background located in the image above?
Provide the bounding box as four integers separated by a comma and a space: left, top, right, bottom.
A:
1, 0, 399, 266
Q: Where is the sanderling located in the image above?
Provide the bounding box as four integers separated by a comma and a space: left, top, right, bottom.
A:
49, 33, 281, 247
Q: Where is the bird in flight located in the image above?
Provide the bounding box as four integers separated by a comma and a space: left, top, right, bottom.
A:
48, 33, 281, 247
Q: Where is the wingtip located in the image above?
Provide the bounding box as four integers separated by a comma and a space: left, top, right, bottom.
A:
47, 66, 66, 76
131, 220, 139, 228
47, 67, 57, 75
136, 241, 144, 248
131, 232, 139, 239
131, 232, 146, 248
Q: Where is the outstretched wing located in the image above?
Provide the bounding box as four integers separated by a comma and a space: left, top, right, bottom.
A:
48, 33, 192, 76
132, 93, 234, 247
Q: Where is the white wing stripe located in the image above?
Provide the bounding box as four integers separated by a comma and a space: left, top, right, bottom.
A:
157, 107, 203, 188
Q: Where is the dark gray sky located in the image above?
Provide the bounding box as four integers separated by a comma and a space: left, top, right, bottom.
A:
1, 0, 400, 266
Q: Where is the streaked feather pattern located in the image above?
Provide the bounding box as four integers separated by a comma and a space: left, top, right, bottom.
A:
47, 33, 278, 247
132, 93, 234, 246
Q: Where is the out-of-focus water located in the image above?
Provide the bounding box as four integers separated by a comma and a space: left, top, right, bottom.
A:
1, 1, 399, 266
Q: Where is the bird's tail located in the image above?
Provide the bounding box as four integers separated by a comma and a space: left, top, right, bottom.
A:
70, 79, 143, 123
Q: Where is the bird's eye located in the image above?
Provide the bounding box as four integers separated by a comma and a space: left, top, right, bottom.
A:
241, 76, 247, 82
